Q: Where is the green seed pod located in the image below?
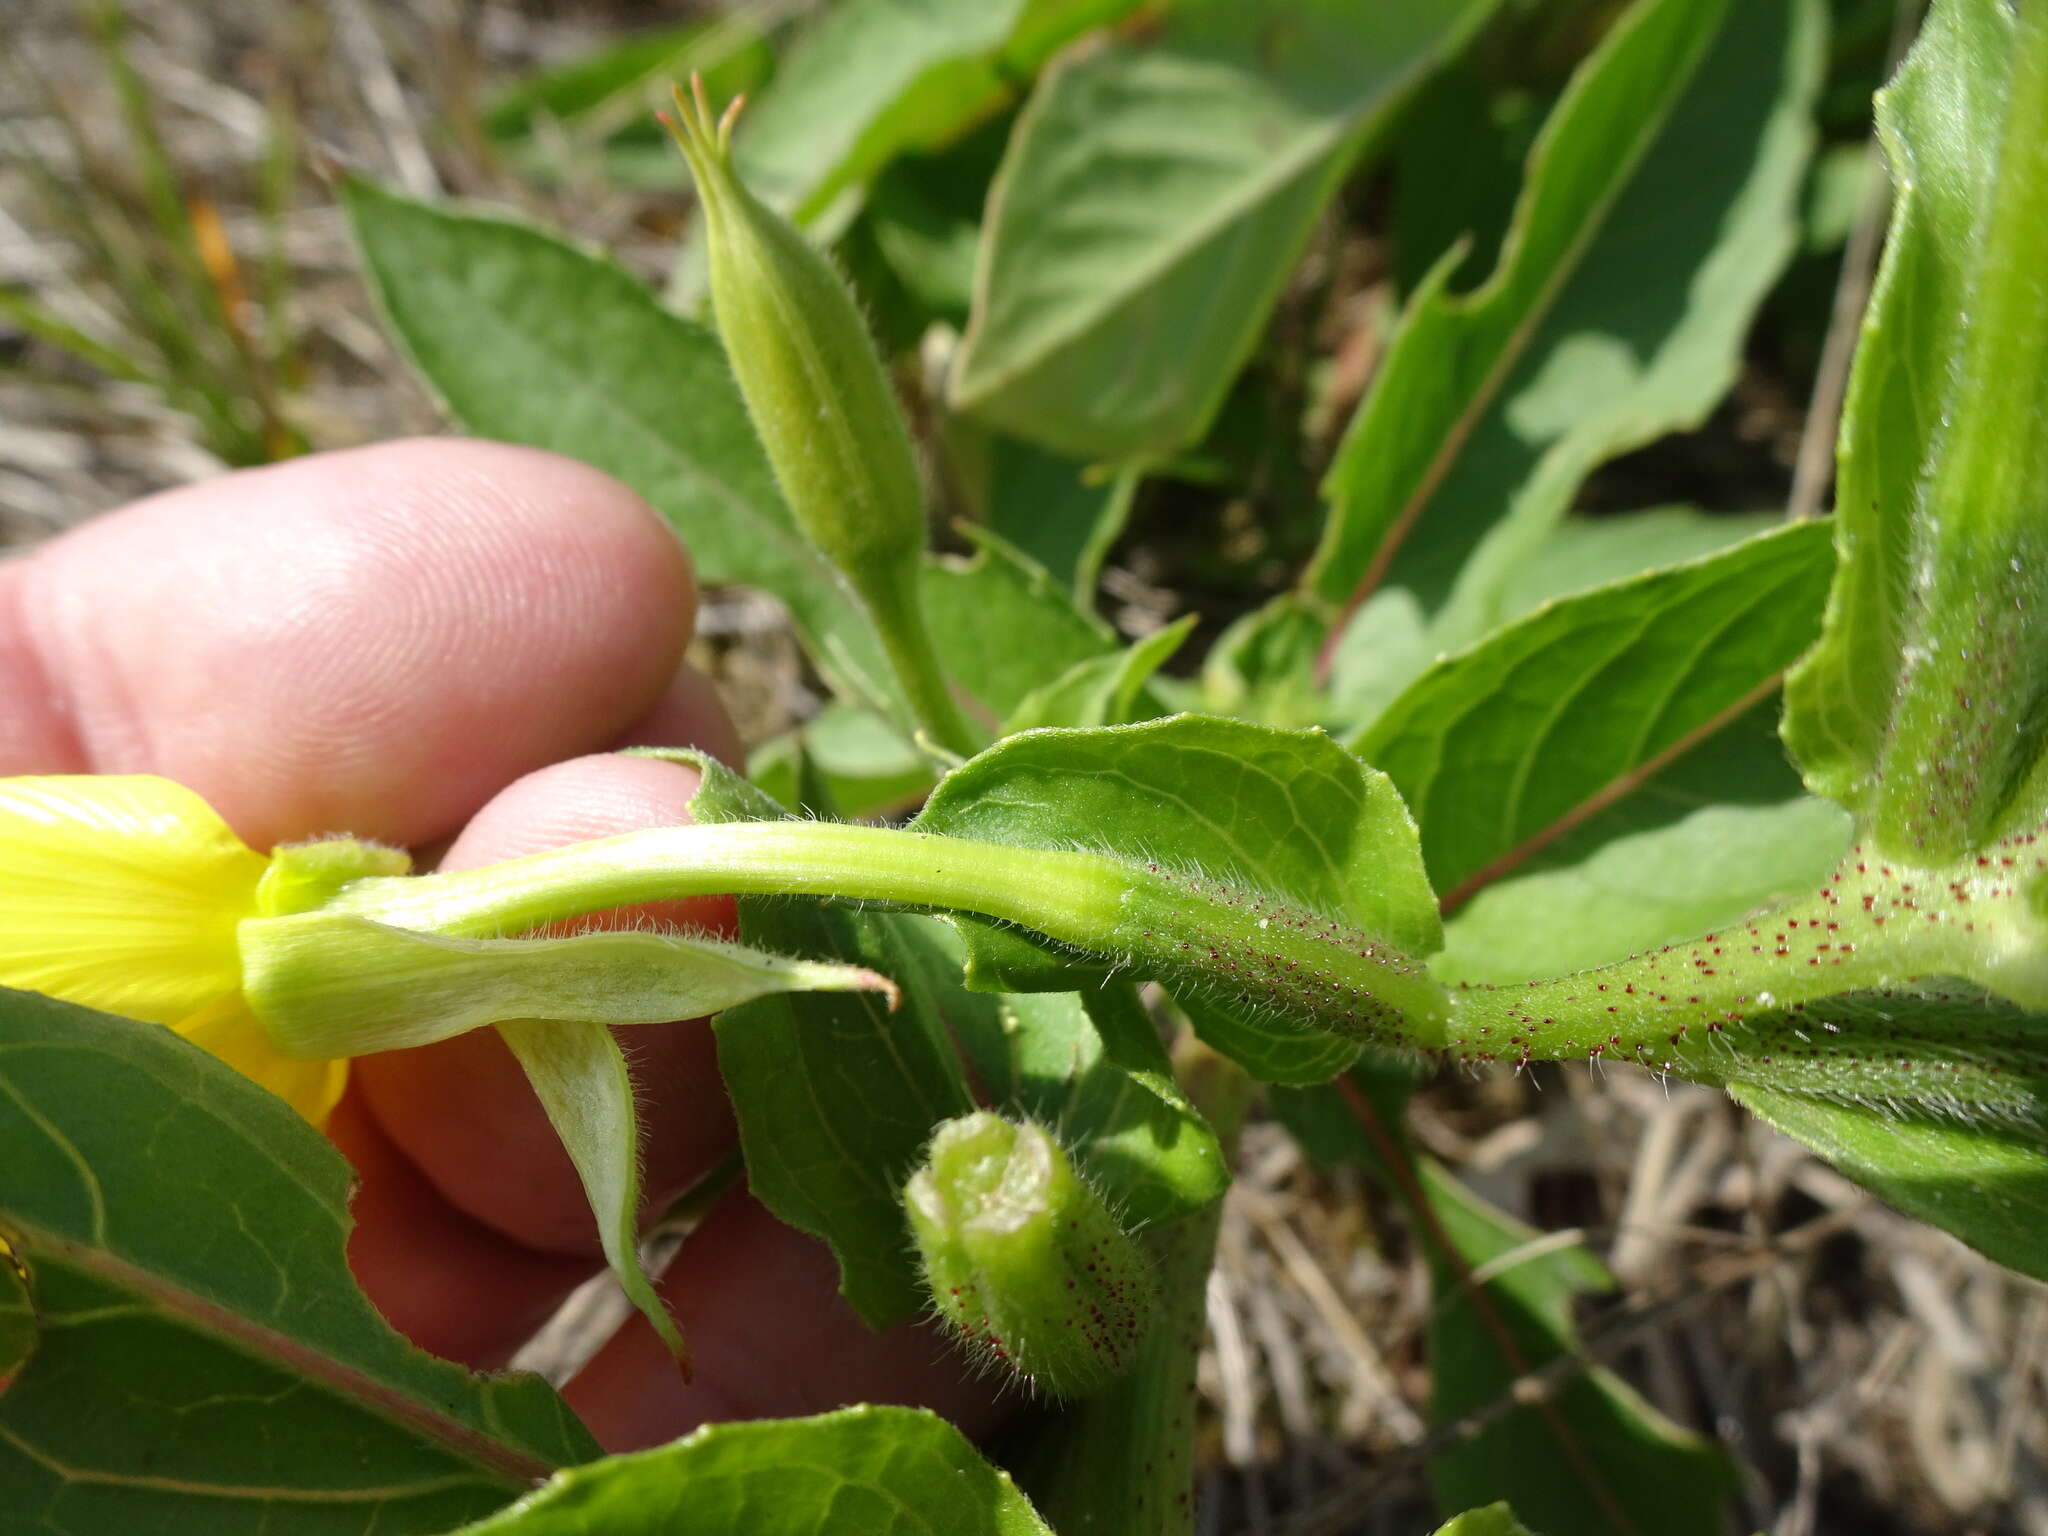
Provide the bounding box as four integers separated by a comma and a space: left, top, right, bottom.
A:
904, 1111, 1159, 1397
664, 80, 974, 755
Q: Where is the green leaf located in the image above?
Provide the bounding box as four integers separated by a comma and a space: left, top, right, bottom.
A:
715, 904, 976, 1330
1306, 0, 1822, 654
747, 706, 933, 822
1732, 1083, 2048, 1283
950, 0, 1496, 462
953, 434, 1137, 598
1275, 1084, 1731, 1535
338, 177, 896, 714
446, 1406, 1053, 1535
738, 0, 1139, 227
1001, 616, 1191, 734
1782, 0, 2048, 861
1433, 1506, 1540, 1536
1354, 520, 1836, 899
924, 531, 1117, 729
496, 1020, 681, 1364
0, 989, 596, 1534
0, 1235, 32, 1391
480, 19, 765, 139
1178, 992, 1361, 1087
997, 984, 1226, 1226
1418, 1162, 1734, 1536
911, 715, 1443, 1055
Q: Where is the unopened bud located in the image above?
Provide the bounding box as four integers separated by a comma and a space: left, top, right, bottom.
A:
905, 1112, 1158, 1397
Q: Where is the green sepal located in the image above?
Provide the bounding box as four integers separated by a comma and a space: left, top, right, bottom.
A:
498, 1019, 686, 1367
243, 912, 894, 1058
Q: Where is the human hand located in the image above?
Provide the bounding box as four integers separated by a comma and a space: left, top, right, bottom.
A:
0, 438, 1000, 1450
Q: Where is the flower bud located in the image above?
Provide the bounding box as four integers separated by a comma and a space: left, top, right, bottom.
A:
905, 1112, 1158, 1397
665, 81, 923, 594
664, 79, 976, 756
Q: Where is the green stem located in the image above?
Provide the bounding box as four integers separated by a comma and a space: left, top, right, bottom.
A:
864, 561, 982, 758
322, 820, 1454, 1047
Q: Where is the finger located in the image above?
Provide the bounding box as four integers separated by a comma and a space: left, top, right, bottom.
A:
563, 1186, 1010, 1451
349, 752, 737, 1261
0, 439, 695, 850
326, 1087, 591, 1370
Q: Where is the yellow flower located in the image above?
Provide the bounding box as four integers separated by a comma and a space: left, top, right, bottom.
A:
0, 775, 347, 1125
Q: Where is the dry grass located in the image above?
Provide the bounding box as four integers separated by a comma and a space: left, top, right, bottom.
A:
4, 4, 2045, 1532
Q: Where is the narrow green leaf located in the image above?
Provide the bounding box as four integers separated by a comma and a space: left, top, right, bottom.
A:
738, 0, 1139, 226
1782, 0, 2048, 861
1354, 520, 1835, 899
447, 1406, 1053, 1535
0, 990, 596, 1534
951, 0, 1496, 462
497, 1020, 682, 1364
1306, 0, 1821, 655
481, 20, 752, 137
1732, 1082, 2048, 1282
338, 177, 896, 713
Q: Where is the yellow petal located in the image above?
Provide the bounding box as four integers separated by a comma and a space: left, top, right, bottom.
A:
177, 995, 349, 1127
0, 775, 267, 1026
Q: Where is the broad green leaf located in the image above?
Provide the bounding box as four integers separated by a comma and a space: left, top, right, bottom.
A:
1202, 595, 1330, 730
0, 989, 596, 1534
1783, 0, 2048, 862
1306, 0, 1822, 656
1001, 615, 1191, 735
448, 1407, 1052, 1535
339, 177, 895, 714
1491, 509, 1786, 621
1732, 1082, 2048, 1282
716, 902, 977, 1328
737, 0, 1138, 227
950, 0, 1496, 462
1354, 520, 1835, 900
1434, 1507, 1539, 1536
911, 716, 1442, 1065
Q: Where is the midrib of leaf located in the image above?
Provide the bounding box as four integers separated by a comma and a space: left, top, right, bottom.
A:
0, 1421, 489, 1505
1315, 0, 1722, 630
9, 1222, 555, 1489
959, 54, 1400, 401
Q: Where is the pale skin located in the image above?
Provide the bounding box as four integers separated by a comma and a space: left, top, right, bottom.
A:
0, 438, 1001, 1451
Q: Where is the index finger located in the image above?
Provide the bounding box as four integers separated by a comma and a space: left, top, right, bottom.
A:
0, 438, 696, 850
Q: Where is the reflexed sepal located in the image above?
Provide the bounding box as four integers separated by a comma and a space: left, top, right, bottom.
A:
242, 912, 897, 1058
905, 1112, 1158, 1397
